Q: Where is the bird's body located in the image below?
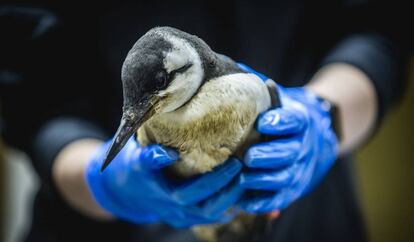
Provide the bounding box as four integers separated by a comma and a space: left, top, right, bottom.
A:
103, 26, 278, 242
138, 72, 271, 176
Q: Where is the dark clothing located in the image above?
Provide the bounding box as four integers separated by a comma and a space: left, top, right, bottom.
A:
0, 1, 410, 242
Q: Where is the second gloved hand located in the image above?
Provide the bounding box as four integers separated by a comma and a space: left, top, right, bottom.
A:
238, 64, 339, 213
86, 137, 243, 227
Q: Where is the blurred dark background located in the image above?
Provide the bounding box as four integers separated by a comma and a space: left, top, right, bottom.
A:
0, 1, 412, 242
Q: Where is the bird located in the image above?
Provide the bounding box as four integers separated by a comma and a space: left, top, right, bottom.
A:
102, 26, 279, 242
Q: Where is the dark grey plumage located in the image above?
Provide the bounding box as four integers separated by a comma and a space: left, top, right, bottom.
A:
121, 26, 243, 109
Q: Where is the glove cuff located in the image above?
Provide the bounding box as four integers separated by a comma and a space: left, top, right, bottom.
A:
314, 95, 342, 143
281, 87, 340, 153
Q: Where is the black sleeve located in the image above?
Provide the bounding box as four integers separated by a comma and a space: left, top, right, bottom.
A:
320, 1, 411, 126
321, 33, 407, 123
32, 117, 107, 188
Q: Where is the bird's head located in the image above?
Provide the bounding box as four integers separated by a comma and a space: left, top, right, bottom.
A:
101, 27, 210, 171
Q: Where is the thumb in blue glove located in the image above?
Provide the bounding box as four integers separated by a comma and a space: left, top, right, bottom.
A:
237, 63, 338, 213
86, 137, 243, 227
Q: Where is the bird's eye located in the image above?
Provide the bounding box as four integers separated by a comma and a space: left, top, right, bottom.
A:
156, 63, 193, 90
171, 63, 193, 75
155, 71, 168, 89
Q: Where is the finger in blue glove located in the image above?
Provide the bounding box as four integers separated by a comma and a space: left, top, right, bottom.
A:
86, 137, 243, 227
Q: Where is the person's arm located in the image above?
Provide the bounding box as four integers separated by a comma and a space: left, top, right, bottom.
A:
52, 138, 113, 220
52, 133, 244, 227
312, 33, 408, 154
306, 63, 377, 154
237, 33, 408, 212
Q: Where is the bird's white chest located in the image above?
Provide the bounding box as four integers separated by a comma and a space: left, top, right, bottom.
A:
137, 73, 271, 176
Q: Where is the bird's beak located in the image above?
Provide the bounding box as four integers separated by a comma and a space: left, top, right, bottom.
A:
101, 95, 159, 171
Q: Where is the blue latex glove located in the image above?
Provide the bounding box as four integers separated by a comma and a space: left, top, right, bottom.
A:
237, 63, 339, 213
86, 138, 243, 228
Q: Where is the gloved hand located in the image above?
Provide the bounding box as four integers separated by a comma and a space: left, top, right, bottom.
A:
237, 63, 339, 213
86, 137, 243, 227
